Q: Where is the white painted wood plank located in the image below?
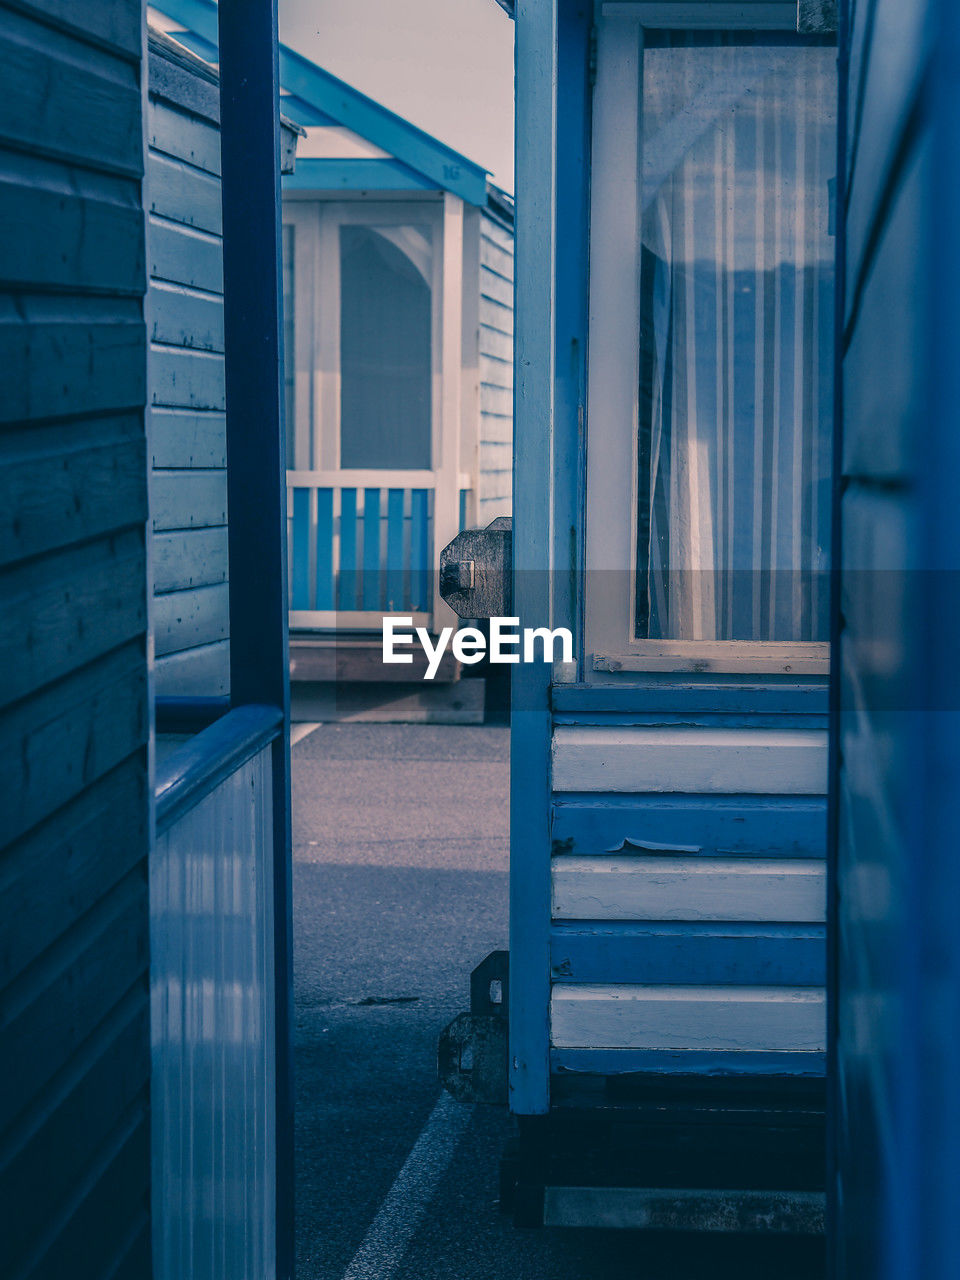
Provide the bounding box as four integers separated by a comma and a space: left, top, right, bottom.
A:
154, 640, 229, 697
479, 352, 512, 390
480, 383, 512, 416
479, 295, 514, 335
149, 151, 221, 234
153, 582, 229, 656
550, 984, 826, 1051
149, 216, 222, 294
477, 470, 511, 501
480, 212, 515, 253
479, 415, 512, 444
552, 856, 826, 922
149, 280, 224, 353
149, 98, 221, 176
150, 345, 225, 411
150, 408, 226, 469
152, 527, 228, 592
150, 470, 227, 531
479, 267, 513, 308
479, 236, 514, 281
479, 325, 512, 362
551, 726, 829, 795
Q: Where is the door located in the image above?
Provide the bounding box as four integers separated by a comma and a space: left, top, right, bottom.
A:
283, 197, 467, 630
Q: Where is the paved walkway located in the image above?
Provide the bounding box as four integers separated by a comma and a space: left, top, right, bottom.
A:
292, 723, 825, 1280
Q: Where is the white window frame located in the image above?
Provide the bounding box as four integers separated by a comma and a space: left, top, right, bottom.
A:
583, 2, 832, 676
283, 198, 445, 473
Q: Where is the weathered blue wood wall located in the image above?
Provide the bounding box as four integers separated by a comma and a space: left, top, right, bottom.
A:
0, 1, 151, 1275
477, 206, 514, 524
147, 29, 231, 699
832, 0, 958, 1275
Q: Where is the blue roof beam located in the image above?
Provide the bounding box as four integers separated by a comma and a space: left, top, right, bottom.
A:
152, 0, 492, 206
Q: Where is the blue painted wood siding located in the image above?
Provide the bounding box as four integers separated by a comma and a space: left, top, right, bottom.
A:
548, 692, 829, 1075
287, 484, 433, 613
148, 32, 231, 699
477, 210, 514, 524
0, 1, 151, 1275
832, 1, 954, 1276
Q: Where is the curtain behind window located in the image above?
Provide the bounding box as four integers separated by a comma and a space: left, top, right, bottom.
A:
637, 37, 836, 642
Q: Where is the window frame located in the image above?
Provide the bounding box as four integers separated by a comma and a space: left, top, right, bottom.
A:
583, 6, 834, 677
281, 197, 444, 474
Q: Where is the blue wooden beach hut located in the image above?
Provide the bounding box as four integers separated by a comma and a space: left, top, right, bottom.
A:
1, 2, 297, 1276
477, 0, 839, 1230
150, 0, 515, 669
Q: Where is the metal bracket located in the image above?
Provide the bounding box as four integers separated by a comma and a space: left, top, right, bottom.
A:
437, 951, 509, 1105
797, 0, 837, 32
438, 517, 512, 620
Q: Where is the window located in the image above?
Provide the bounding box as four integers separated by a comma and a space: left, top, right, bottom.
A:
585, 22, 837, 673
339, 224, 433, 469
636, 35, 835, 644
281, 203, 438, 473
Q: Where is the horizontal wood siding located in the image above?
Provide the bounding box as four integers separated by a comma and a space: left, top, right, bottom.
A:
552, 856, 826, 922
549, 703, 829, 1071
552, 725, 829, 794
0, 3, 151, 1276
836, 0, 935, 1272
148, 45, 229, 697
477, 210, 513, 524
551, 984, 826, 1052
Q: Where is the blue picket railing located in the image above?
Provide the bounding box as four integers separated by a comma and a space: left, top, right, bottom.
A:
287, 480, 470, 619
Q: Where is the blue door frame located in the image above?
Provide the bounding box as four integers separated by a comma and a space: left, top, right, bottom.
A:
217, 3, 294, 1273
510, 0, 591, 1115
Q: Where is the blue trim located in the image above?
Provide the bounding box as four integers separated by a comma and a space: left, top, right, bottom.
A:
509, 0, 559, 1116
553, 0, 591, 671
552, 682, 830, 716
551, 922, 827, 986
155, 695, 230, 734
315, 488, 334, 610
410, 489, 430, 612
362, 488, 380, 610
386, 489, 404, 610
551, 1049, 827, 1078
154, 0, 491, 205
551, 795, 828, 858
291, 486, 310, 609
283, 158, 437, 193
216, 3, 293, 1274
339, 488, 358, 609
155, 705, 283, 833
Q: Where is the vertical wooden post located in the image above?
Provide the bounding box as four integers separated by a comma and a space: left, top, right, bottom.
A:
434, 191, 465, 630
510, 0, 557, 1116
216, 3, 294, 1275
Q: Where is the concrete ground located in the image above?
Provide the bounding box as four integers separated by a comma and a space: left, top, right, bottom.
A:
292, 723, 825, 1280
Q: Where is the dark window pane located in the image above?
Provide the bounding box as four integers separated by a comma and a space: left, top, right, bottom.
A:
339, 224, 433, 470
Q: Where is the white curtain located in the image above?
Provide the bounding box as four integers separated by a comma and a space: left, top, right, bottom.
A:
637, 38, 836, 642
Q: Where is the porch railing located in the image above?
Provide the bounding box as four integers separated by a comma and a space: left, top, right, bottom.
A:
286, 470, 470, 628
